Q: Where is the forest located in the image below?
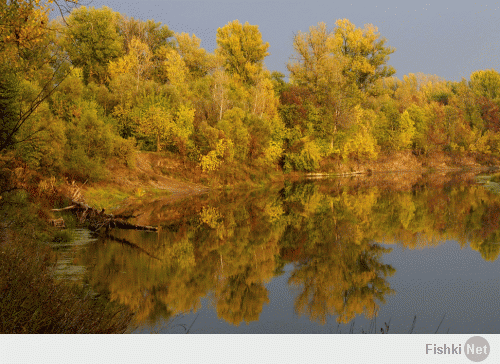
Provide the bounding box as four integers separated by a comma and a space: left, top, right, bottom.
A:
2, 1, 500, 186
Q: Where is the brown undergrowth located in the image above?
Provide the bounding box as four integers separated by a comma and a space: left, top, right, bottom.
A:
0, 234, 134, 333
0, 180, 134, 333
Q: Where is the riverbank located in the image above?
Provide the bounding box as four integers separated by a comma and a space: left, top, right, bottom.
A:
317, 150, 500, 176
72, 150, 500, 214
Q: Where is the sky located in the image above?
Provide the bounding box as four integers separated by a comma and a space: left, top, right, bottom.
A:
78, 0, 500, 81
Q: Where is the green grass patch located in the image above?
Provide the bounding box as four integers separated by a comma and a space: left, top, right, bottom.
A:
52, 229, 74, 243
84, 185, 171, 211
489, 172, 500, 183
84, 186, 131, 211
130, 187, 171, 201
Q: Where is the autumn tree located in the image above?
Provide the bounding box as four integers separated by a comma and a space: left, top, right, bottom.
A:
289, 20, 395, 98
156, 46, 188, 90
62, 6, 124, 84
0, 0, 78, 155
209, 74, 228, 123
108, 37, 153, 89
286, 20, 395, 159
174, 32, 210, 79
215, 20, 269, 84
469, 69, 500, 102
217, 107, 249, 161
117, 15, 174, 54
334, 19, 395, 92
288, 22, 353, 150
135, 98, 172, 152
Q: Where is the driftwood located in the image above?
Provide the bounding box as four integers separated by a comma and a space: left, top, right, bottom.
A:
53, 201, 157, 232
51, 205, 77, 212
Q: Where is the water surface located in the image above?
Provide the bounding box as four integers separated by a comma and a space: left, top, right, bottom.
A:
60, 173, 500, 333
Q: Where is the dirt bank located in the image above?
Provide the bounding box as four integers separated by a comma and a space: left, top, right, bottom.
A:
318, 150, 499, 175
105, 152, 208, 194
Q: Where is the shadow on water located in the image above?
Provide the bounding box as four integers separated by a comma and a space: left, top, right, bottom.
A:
58, 172, 500, 333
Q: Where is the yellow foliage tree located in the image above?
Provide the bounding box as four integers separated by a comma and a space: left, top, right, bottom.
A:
398, 110, 416, 149
136, 103, 172, 152
216, 20, 269, 84
108, 36, 152, 89
341, 106, 378, 160
175, 32, 210, 78
0, 0, 52, 62
334, 19, 396, 91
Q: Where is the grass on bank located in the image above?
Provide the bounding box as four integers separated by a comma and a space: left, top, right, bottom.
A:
83, 185, 172, 212
83, 186, 131, 211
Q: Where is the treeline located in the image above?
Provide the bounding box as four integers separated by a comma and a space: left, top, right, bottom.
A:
2, 2, 500, 181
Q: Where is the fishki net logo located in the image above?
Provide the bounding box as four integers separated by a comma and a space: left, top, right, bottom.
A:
426, 336, 490, 362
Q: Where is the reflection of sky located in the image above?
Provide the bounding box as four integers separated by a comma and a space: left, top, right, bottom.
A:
134, 240, 500, 334
77, 0, 500, 81
378, 240, 500, 334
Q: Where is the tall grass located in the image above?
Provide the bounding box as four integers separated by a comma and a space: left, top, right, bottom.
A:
0, 235, 134, 333
0, 187, 134, 334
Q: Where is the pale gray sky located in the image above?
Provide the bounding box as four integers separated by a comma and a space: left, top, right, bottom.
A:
86, 0, 500, 81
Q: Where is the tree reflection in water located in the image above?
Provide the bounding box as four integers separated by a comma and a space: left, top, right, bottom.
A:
73, 174, 500, 328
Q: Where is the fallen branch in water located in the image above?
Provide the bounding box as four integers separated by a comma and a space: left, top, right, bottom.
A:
55, 200, 158, 232
55, 180, 157, 232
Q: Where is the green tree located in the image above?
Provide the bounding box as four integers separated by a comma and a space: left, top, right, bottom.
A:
62, 6, 124, 84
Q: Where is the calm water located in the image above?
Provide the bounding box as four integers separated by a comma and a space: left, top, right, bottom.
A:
57, 173, 500, 334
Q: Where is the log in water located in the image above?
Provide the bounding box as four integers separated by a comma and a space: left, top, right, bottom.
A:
52, 201, 158, 232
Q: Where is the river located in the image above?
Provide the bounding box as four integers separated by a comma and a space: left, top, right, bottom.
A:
53, 172, 500, 334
